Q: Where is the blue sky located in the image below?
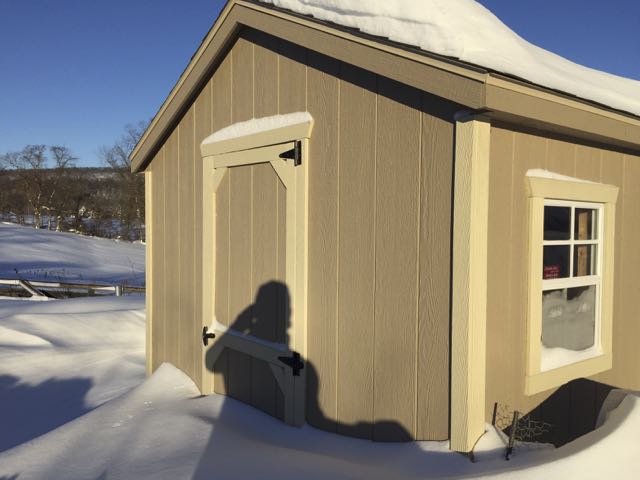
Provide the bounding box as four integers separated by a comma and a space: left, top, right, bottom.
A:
1, 0, 638, 167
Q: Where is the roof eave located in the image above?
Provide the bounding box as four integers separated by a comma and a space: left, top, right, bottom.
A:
131, 0, 640, 172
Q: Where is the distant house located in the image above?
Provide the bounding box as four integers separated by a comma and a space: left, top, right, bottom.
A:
131, 0, 640, 452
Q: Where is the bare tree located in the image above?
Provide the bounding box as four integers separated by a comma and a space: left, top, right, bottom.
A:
0, 145, 76, 229
1, 145, 48, 228
99, 121, 148, 240
42, 146, 77, 230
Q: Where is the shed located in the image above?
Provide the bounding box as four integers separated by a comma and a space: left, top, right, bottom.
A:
131, 0, 640, 452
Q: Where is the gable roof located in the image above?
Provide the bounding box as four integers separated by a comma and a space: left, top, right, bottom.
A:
131, 0, 640, 172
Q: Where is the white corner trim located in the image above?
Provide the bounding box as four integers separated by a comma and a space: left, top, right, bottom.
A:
450, 117, 491, 452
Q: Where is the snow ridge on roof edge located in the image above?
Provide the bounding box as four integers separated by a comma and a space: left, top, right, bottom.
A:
257, 0, 640, 118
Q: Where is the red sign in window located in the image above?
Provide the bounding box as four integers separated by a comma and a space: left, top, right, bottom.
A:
544, 265, 560, 279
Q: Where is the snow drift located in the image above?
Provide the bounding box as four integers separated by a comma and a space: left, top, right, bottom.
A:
0, 222, 145, 285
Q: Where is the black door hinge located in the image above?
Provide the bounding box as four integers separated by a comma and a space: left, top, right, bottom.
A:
278, 351, 304, 376
279, 140, 302, 166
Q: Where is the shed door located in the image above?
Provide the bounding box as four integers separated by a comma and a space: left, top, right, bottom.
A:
214, 162, 287, 418
202, 142, 307, 427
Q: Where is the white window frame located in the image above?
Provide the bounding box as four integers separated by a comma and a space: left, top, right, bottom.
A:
525, 174, 618, 395
540, 199, 603, 371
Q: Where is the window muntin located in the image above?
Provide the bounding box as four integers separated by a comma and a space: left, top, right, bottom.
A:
540, 199, 603, 371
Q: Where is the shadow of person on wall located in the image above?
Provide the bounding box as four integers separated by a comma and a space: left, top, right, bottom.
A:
192, 280, 416, 479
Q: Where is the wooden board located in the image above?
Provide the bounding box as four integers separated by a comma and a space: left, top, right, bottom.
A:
250, 30, 279, 118
250, 162, 280, 416
214, 172, 231, 394
164, 131, 181, 368
306, 51, 339, 431
485, 127, 515, 417
179, 106, 196, 381
335, 64, 376, 439
278, 40, 306, 114
231, 37, 254, 123
227, 166, 253, 404
595, 151, 625, 388
417, 94, 456, 440
193, 78, 212, 390
150, 149, 166, 371
373, 77, 421, 441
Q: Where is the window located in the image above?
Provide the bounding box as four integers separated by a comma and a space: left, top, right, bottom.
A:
541, 201, 602, 371
525, 172, 618, 395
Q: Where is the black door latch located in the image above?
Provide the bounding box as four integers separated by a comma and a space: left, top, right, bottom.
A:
278, 352, 304, 376
202, 326, 216, 346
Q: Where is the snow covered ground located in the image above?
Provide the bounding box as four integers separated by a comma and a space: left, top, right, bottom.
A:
0, 299, 638, 480
1, 219, 640, 479
0, 222, 145, 285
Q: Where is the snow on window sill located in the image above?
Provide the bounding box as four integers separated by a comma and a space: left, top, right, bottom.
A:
541, 344, 602, 372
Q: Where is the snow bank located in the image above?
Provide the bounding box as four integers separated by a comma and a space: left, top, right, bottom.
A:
0, 222, 145, 285
202, 111, 312, 145
0, 296, 145, 453
1, 355, 639, 479
259, 0, 640, 117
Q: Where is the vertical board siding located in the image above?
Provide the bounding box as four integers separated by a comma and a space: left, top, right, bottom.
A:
178, 106, 196, 381
487, 125, 640, 421
251, 163, 279, 417
227, 166, 253, 404
150, 149, 166, 371
193, 78, 211, 389
595, 151, 625, 388
616, 155, 640, 386
485, 127, 515, 415
306, 51, 340, 431
546, 139, 576, 176
417, 96, 456, 439
278, 40, 307, 114
164, 131, 181, 368
335, 64, 376, 439
373, 77, 421, 441
250, 30, 279, 118
214, 172, 231, 394
150, 30, 455, 440
232, 37, 255, 123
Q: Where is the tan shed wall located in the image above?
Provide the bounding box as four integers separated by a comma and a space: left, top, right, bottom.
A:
147, 28, 456, 441
486, 124, 640, 419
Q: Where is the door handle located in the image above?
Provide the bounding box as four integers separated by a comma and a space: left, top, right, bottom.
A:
202, 326, 216, 346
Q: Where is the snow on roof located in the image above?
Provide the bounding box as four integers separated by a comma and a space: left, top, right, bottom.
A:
526, 169, 596, 184
202, 112, 313, 145
259, 0, 640, 117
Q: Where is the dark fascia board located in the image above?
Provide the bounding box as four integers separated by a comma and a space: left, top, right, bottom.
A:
131, 0, 640, 172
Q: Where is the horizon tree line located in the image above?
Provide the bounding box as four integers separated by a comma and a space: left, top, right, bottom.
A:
0, 121, 148, 241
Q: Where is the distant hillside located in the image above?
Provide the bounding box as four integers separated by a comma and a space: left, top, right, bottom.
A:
0, 222, 145, 285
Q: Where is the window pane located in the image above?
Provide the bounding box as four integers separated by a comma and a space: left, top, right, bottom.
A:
544, 206, 571, 240
574, 208, 598, 240
543, 245, 570, 279
574, 244, 597, 277
542, 286, 596, 352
